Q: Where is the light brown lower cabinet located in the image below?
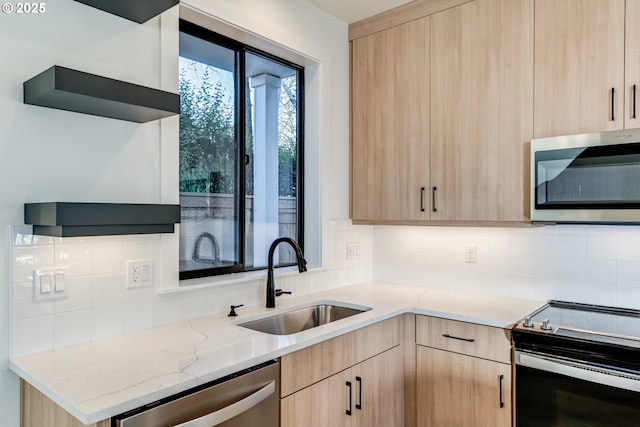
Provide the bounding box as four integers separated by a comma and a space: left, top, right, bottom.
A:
416, 346, 512, 427
415, 315, 513, 427
21, 380, 109, 427
281, 345, 404, 427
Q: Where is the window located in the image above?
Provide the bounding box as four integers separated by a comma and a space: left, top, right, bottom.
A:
178, 20, 304, 280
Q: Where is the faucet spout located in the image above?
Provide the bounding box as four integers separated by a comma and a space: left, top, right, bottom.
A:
266, 237, 307, 308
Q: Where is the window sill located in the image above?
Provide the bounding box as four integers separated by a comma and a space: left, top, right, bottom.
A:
158, 266, 328, 295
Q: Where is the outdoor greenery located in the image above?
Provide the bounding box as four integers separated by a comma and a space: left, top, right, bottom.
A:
179, 58, 298, 197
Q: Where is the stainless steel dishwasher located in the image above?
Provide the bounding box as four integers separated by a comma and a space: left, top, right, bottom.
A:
113, 360, 279, 427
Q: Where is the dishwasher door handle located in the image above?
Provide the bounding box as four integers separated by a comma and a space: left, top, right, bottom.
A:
172, 381, 276, 427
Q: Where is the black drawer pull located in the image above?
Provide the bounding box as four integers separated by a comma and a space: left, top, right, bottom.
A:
499, 374, 505, 408
442, 333, 475, 343
346, 381, 352, 416
420, 187, 426, 212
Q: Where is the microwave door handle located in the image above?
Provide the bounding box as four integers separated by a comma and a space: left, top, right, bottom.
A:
171, 381, 276, 427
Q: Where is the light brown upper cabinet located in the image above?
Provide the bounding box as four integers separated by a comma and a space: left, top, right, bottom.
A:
533, 0, 627, 138
429, 0, 534, 222
350, 0, 534, 224
351, 16, 430, 222
625, 0, 640, 130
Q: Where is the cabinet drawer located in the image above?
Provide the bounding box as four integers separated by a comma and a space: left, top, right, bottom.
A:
280, 316, 402, 397
415, 316, 510, 364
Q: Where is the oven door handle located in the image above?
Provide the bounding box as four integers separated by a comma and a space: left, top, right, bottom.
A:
172, 381, 276, 427
516, 351, 640, 393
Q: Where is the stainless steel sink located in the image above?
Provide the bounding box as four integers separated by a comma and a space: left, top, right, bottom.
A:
238, 303, 371, 335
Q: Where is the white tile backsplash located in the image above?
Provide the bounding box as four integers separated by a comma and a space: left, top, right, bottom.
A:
587, 259, 617, 285
15, 220, 640, 358
587, 229, 617, 260
123, 300, 154, 333
616, 261, 640, 287
55, 243, 91, 276
91, 241, 125, 275
91, 274, 125, 308
12, 283, 53, 321
616, 231, 640, 262
91, 305, 124, 340
12, 245, 55, 283
54, 310, 92, 348
373, 224, 640, 310
54, 276, 92, 313
559, 234, 587, 258
12, 316, 54, 357
8, 222, 376, 357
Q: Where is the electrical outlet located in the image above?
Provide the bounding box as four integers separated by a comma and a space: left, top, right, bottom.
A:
464, 244, 477, 263
347, 242, 361, 260
127, 260, 152, 288
130, 263, 141, 283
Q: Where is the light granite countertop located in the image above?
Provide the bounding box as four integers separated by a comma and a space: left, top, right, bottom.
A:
10, 281, 545, 424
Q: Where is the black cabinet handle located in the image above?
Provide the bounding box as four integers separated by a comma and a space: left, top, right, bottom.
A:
612, 87, 616, 121
356, 376, 363, 410
634, 84, 637, 119
499, 374, 505, 408
442, 333, 475, 343
432, 186, 438, 212
346, 381, 352, 416
420, 187, 426, 212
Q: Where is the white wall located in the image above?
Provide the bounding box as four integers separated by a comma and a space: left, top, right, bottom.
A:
0, 4, 165, 425
0, 0, 359, 425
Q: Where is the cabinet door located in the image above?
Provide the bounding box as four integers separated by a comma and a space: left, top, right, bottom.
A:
416, 346, 512, 427
534, 0, 625, 138
430, 0, 534, 221
280, 368, 352, 427
21, 381, 110, 427
353, 346, 404, 427
351, 16, 430, 221
626, 0, 640, 129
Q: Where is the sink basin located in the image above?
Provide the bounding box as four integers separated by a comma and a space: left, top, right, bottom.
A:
238, 303, 372, 335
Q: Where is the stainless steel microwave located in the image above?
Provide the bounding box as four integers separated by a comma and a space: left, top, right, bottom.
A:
531, 128, 640, 223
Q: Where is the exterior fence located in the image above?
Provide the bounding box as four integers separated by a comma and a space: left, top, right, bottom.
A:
179, 193, 298, 270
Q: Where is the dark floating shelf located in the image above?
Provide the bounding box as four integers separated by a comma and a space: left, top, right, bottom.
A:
73, 0, 179, 24
25, 202, 181, 237
23, 66, 180, 123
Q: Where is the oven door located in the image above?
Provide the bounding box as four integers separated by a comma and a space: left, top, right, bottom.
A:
515, 351, 640, 427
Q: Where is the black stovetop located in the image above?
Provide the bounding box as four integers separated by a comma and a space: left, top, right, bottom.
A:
513, 301, 640, 373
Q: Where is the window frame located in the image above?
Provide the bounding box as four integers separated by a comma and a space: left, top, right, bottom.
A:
178, 19, 305, 281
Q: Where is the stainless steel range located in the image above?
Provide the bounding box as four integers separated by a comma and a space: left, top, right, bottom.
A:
512, 301, 640, 427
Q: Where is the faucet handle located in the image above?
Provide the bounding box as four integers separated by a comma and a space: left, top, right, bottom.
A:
275, 289, 292, 297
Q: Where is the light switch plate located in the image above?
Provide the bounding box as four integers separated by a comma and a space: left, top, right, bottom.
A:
347, 242, 361, 260
33, 267, 69, 301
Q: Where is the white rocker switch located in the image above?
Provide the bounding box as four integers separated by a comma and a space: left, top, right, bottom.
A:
40, 274, 52, 294
54, 273, 65, 292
